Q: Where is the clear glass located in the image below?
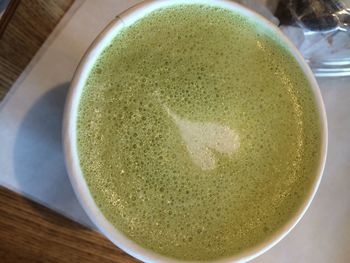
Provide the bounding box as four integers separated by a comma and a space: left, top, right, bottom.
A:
277, 0, 350, 77
237, 0, 350, 77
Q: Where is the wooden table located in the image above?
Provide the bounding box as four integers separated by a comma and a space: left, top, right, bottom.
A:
0, 1, 138, 262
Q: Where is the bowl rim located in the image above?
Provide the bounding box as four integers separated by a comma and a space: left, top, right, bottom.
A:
63, 1, 328, 262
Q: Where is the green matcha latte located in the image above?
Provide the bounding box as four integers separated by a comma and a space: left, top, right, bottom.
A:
76, 4, 321, 261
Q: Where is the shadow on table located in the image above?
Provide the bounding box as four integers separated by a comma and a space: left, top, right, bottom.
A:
13, 82, 94, 229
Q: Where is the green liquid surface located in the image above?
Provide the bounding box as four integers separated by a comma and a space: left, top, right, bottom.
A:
77, 4, 322, 261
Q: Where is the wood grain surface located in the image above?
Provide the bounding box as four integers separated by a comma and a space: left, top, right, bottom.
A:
0, 1, 139, 262
0, 0, 73, 99
0, 187, 139, 263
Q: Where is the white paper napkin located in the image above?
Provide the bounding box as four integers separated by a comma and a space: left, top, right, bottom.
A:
0, 0, 349, 262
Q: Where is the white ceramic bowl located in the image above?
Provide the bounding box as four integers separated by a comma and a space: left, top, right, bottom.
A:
63, 1, 328, 262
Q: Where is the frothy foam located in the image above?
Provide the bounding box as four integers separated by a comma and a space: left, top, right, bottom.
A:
77, 4, 321, 261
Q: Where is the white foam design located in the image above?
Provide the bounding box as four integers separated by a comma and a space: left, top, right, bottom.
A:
165, 106, 240, 170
